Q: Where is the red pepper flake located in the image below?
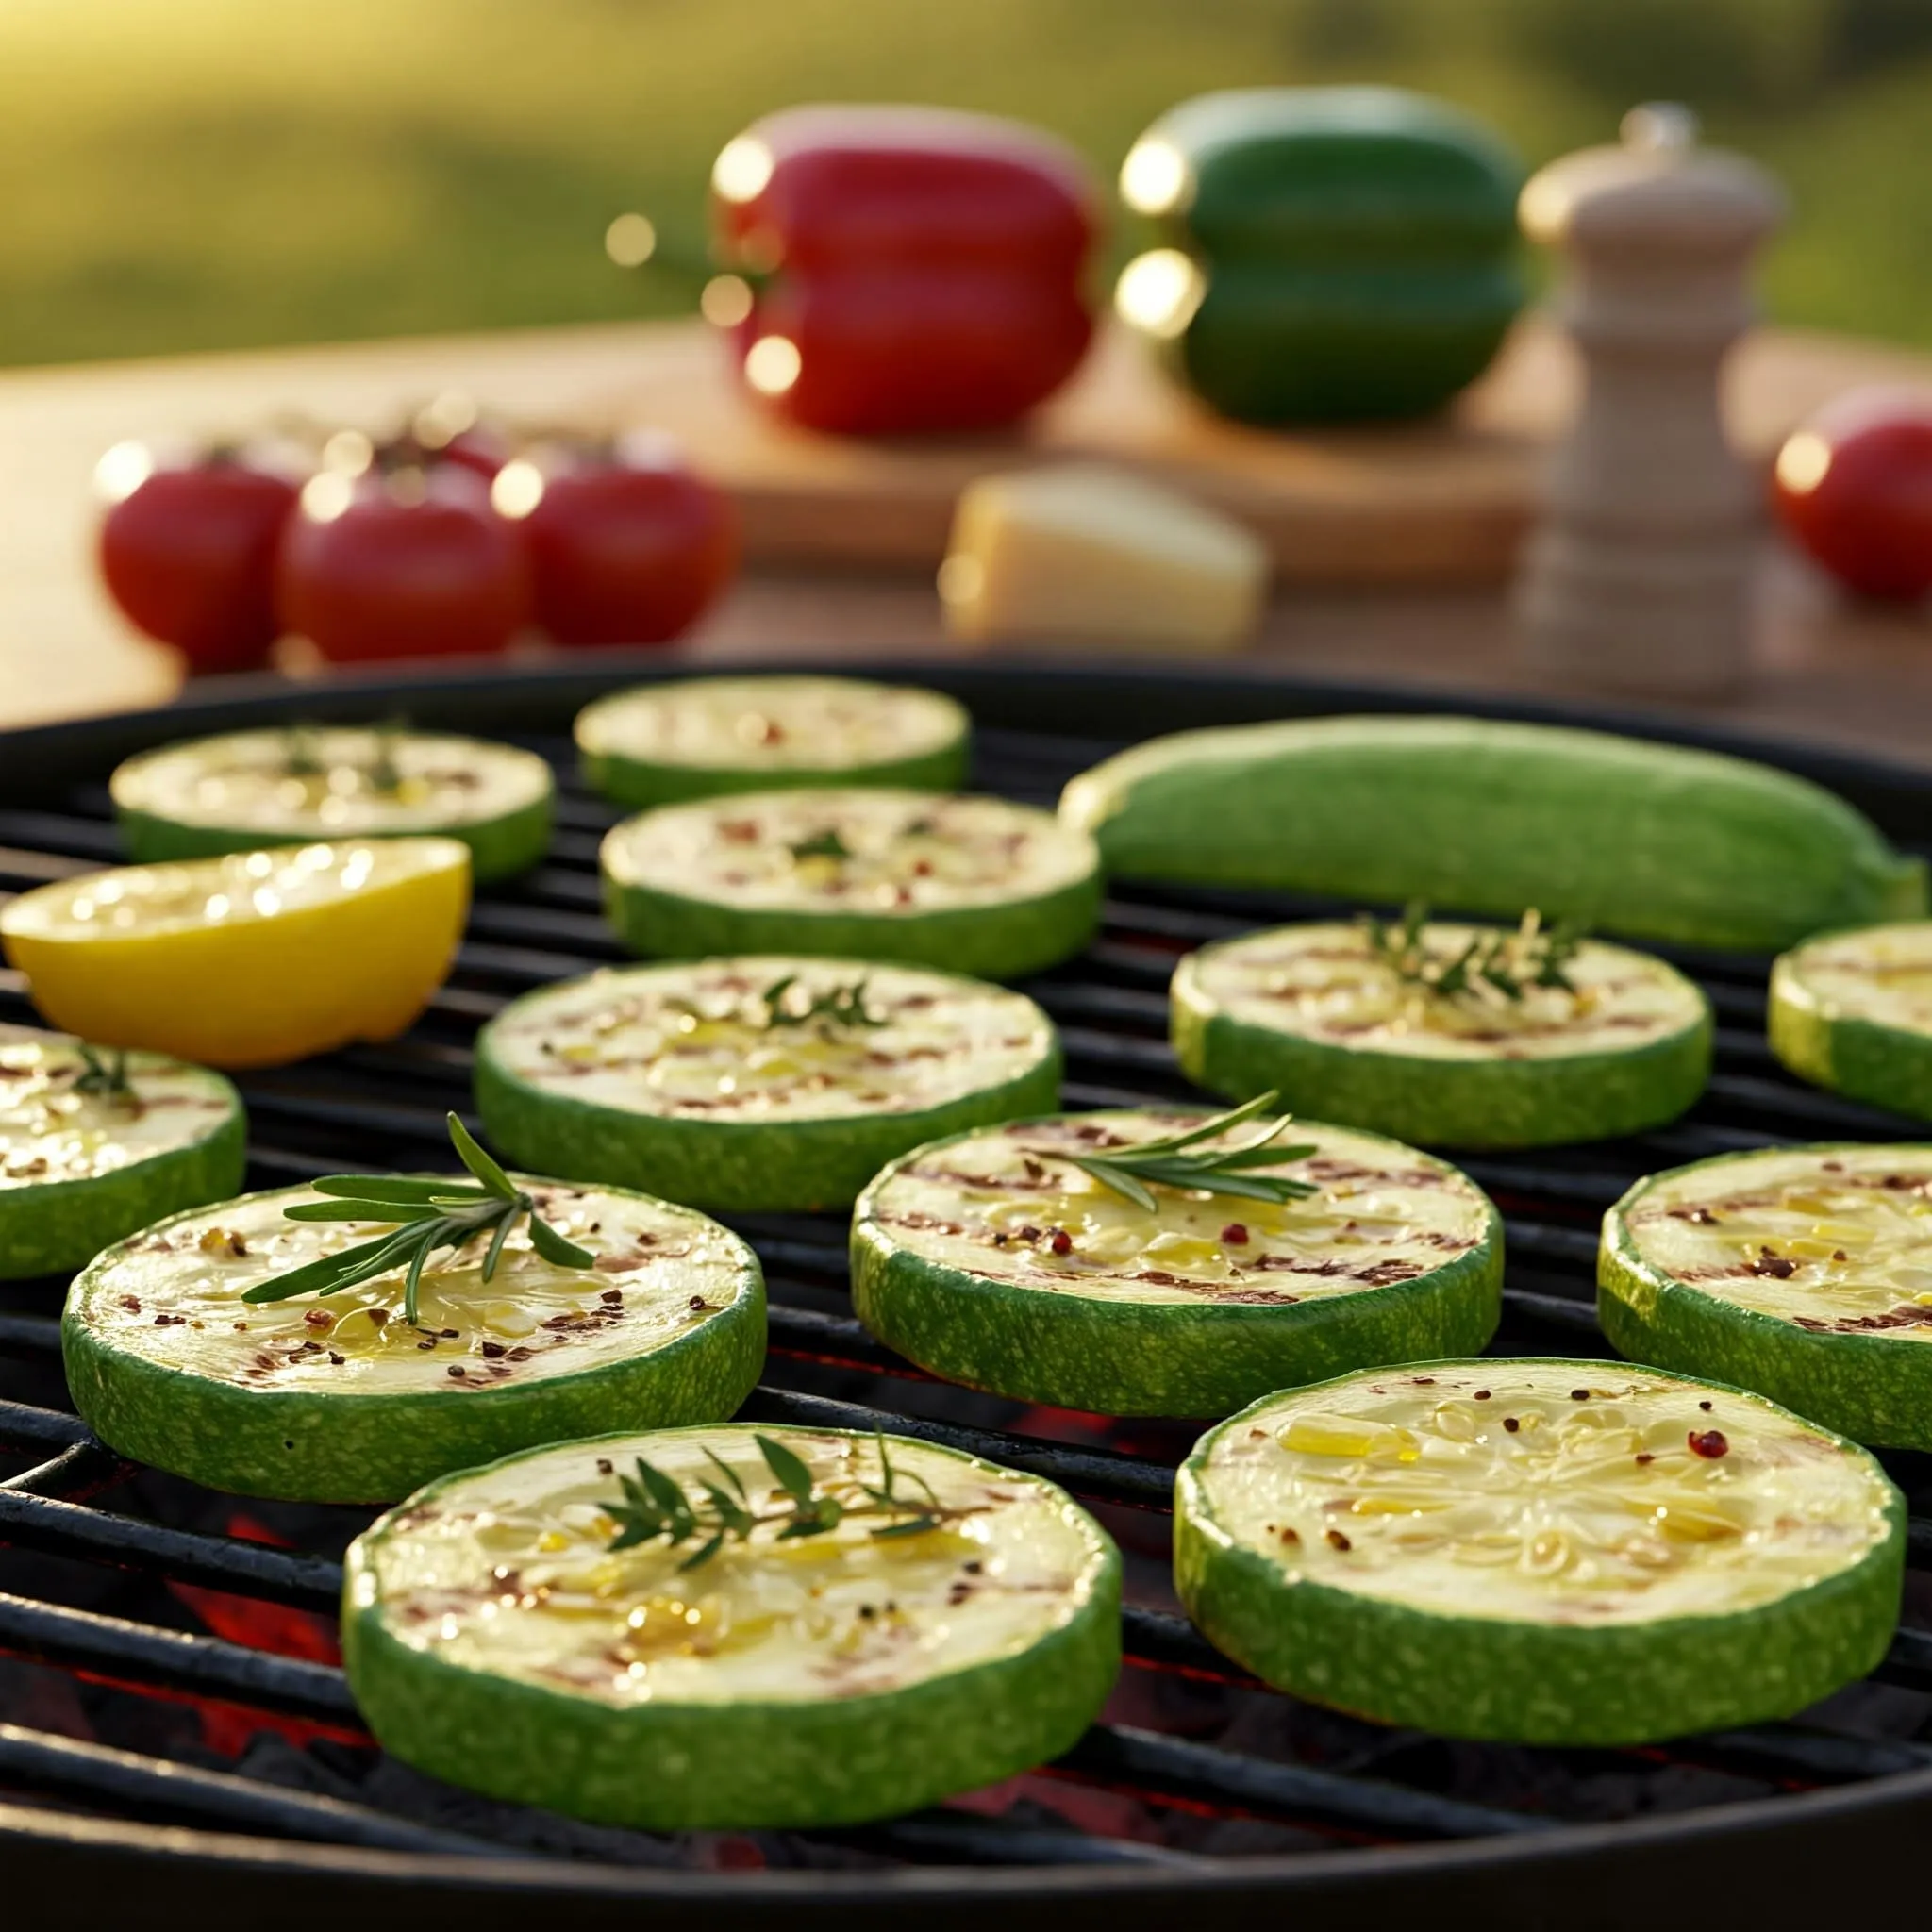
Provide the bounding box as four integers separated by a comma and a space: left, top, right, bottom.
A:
303, 1309, 334, 1331
719, 819, 758, 842
1049, 1229, 1073, 1257
367, 1308, 389, 1327
1570, 1389, 1590, 1401
689, 1295, 708, 1310
1411, 1375, 1435, 1386
480, 1341, 507, 1359
327, 1352, 344, 1365
447, 1364, 467, 1380
1503, 1416, 1520, 1433
600, 1289, 624, 1306
1688, 1429, 1728, 1458
1279, 1526, 1301, 1545
1834, 1249, 1848, 1261
596, 1457, 615, 1474
1636, 1452, 1656, 1465
1474, 1390, 1491, 1401
911, 858, 934, 878
1221, 1223, 1249, 1245
1324, 1528, 1352, 1552
1698, 1399, 1713, 1412
118, 1295, 142, 1313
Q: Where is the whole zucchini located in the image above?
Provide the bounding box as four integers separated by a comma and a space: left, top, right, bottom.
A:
1059, 715, 1925, 952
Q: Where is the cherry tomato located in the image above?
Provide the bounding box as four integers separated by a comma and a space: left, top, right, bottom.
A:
275, 464, 531, 662
494, 436, 737, 646
96, 446, 299, 675
1774, 387, 1932, 600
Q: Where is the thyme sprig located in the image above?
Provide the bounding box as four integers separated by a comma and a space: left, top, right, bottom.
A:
757, 974, 883, 1032
73, 1043, 133, 1101
280, 719, 409, 793
788, 827, 852, 863
1364, 902, 1583, 1003
607, 1431, 955, 1570
282, 724, 326, 778
1038, 1091, 1319, 1212
242, 1112, 594, 1326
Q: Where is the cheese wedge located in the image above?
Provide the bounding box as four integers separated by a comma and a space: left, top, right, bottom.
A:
939, 464, 1269, 651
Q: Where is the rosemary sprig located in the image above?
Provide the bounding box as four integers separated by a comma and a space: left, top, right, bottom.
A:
607, 1431, 953, 1569
1364, 902, 1583, 1003
365, 719, 407, 795
788, 827, 852, 863
282, 724, 326, 778
242, 1112, 594, 1326
757, 974, 883, 1031
73, 1043, 133, 1101
1036, 1091, 1319, 1213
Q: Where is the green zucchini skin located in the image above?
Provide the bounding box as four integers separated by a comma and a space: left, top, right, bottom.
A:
1598, 1144, 1932, 1450
1175, 1362, 1905, 1744
583, 738, 970, 812
850, 1117, 1503, 1416
1769, 946, 1932, 1123
0, 1084, 246, 1281
475, 1012, 1064, 1216
341, 1428, 1121, 1830
115, 792, 555, 886
1059, 715, 1926, 952
1172, 959, 1712, 1150
61, 1190, 767, 1504
600, 865, 1103, 983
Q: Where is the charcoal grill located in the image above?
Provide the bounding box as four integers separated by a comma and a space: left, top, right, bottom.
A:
3, 658, 1932, 1928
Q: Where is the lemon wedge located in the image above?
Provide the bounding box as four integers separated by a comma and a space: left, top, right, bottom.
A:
0, 838, 469, 1068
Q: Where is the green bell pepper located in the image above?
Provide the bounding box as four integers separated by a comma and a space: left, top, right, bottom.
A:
1115, 87, 1526, 424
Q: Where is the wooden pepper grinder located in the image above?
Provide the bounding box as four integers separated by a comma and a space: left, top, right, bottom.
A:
1514, 105, 1786, 694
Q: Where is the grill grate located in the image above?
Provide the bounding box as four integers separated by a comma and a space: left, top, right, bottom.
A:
3, 668, 1932, 1910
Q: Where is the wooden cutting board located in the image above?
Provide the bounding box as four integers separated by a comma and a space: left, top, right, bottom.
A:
4, 310, 1929, 731
591, 314, 1932, 584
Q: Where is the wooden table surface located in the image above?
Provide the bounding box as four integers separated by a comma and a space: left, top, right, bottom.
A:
1, 317, 1927, 766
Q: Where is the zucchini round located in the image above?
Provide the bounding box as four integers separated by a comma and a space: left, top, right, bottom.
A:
575, 675, 971, 809
63, 1177, 764, 1502
1600, 1141, 1932, 1449
853, 1108, 1501, 1415
475, 958, 1062, 1213
0, 1024, 245, 1279
341, 1423, 1120, 1830
1172, 918, 1711, 1148
600, 788, 1102, 980
1175, 1358, 1903, 1744
110, 727, 555, 882
1059, 714, 1926, 951
1769, 921, 1932, 1121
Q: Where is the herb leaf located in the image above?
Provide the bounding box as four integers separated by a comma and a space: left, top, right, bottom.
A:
788, 827, 851, 863
73, 1043, 134, 1102
1029, 1091, 1320, 1210
1364, 903, 1584, 1005
604, 1433, 968, 1567
758, 974, 882, 1032
241, 1113, 598, 1325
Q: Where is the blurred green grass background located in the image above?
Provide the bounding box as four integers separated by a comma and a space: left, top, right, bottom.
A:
6, 0, 1932, 368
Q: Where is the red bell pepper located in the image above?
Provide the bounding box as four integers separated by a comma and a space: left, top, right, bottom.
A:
709, 105, 1101, 436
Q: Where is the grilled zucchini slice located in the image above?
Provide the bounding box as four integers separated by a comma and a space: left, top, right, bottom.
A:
475, 958, 1061, 1213
342, 1424, 1120, 1830
599, 789, 1102, 981
1600, 1141, 1932, 1449
1770, 921, 1932, 1122
1175, 1359, 1903, 1743
110, 727, 555, 882
1172, 919, 1711, 1148
0, 1024, 244, 1279
575, 675, 970, 809
853, 1108, 1501, 1415
63, 1178, 764, 1502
